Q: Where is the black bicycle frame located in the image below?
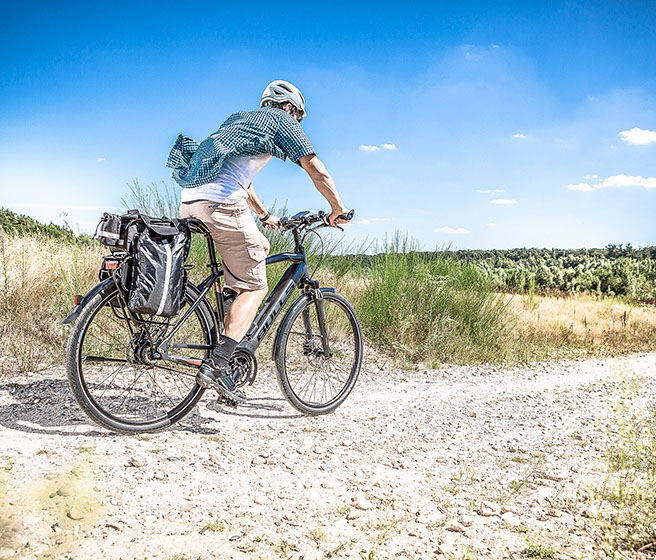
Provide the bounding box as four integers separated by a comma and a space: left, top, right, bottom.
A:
242, 251, 308, 351
157, 218, 314, 362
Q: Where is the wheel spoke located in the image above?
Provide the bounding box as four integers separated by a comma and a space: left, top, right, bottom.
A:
83, 356, 129, 363
71, 284, 211, 431
278, 293, 362, 413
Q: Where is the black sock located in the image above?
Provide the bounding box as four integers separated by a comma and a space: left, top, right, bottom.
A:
211, 335, 238, 367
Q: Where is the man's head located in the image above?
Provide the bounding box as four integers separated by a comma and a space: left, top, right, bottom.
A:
260, 80, 306, 122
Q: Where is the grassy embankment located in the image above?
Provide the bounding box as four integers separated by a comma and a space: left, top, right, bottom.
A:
1, 202, 655, 374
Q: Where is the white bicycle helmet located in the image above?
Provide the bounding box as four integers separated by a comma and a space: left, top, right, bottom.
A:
260, 80, 307, 118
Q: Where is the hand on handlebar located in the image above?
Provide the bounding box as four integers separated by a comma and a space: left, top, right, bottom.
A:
328, 207, 352, 227
263, 215, 281, 231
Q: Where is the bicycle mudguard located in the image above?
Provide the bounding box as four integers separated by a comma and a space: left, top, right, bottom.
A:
62, 278, 115, 325
271, 287, 335, 362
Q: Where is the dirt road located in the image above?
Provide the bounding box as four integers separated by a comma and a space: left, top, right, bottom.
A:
1, 352, 654, 559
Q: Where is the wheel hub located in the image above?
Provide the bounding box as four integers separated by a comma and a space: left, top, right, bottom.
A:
303, 340, 329, 358
131, 331, 156, 365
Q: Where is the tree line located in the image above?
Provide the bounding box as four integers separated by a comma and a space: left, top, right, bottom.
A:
342, 245, 656, 301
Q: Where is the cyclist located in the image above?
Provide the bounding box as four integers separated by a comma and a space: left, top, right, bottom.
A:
166, 80, 350, 403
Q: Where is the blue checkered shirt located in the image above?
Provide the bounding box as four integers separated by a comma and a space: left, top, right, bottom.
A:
166, 107, 315, 188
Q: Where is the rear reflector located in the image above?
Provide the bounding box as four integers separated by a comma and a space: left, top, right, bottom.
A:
74, 294, 82, 305
105, 261, 119, 270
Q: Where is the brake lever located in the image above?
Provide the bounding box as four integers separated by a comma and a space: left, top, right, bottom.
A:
324, 213, 345, 231
329, 209, 354, 231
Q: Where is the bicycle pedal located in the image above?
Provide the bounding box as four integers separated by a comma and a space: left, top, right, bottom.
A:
217, 395, 240, 408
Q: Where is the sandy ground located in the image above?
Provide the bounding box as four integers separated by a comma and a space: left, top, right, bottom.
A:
0, 351, 654, 560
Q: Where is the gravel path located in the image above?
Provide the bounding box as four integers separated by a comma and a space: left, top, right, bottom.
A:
0, 352, 654, 560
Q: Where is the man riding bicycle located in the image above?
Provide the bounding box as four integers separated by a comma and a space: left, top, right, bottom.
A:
166, 80, 349, 404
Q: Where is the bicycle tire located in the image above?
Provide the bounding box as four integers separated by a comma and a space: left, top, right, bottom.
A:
275, 291, 363, 415
66, 282, 214, 433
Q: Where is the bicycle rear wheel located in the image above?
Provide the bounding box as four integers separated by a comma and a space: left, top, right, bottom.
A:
66, 282, 215, 433
275, 291, 363, 415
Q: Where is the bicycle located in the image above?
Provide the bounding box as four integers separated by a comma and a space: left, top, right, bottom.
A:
63, 210, 363, 434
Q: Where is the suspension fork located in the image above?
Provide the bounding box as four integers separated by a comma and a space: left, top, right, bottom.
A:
306, 280, 331, 358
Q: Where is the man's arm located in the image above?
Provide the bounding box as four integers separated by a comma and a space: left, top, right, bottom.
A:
299, 155, 349, 226
246, 185, 280, 230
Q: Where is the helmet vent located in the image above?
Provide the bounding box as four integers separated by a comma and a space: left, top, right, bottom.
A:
260, 80, 306, 117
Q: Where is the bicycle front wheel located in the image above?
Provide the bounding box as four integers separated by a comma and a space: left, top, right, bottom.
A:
66, 282, 215, 433
275, 291, 363, 415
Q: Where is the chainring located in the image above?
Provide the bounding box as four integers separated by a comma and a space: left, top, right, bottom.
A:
229, 347, 258, 387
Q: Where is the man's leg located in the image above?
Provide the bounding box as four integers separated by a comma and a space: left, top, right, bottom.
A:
182, 199, 269, 402
223, 288, 268, 342
204, 288, 267, 393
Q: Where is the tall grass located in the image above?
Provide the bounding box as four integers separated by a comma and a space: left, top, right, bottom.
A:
0, 230, 102, 373
349, 234, 513, 364
122, 179, 180, 218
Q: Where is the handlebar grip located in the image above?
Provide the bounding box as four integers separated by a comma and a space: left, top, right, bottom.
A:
338, 209, 355, 221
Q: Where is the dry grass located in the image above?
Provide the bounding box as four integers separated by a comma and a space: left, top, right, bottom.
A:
509, 293, 656, 356
0, 231, 103, 373
0, 231, 654, 374
587, 367, 656, 557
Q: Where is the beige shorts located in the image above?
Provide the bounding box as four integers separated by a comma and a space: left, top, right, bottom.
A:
180, 199, 270, 292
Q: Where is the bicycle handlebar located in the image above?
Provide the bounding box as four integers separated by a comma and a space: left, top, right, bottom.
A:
279, 209, 355, 231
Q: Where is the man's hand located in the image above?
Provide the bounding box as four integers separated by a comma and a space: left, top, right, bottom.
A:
263, 215, 281, 230
328, 207, 350, 227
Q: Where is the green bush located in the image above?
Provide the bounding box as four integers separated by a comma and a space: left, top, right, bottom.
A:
354, 234, 513, 364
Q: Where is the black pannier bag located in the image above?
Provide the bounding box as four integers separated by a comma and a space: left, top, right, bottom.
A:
95, 210, 191, 318
95, 213, 128, 250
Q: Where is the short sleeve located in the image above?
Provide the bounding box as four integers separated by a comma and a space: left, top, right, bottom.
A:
275, 114, 315, 164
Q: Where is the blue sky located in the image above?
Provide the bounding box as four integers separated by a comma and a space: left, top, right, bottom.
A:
1, 0, 655, 250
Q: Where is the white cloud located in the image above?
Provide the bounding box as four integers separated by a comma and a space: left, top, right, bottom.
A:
583, 174, 598, 180
568, 174, 656, 192
485, 222, 497, 227
435, 226, 471, 235
491, 198, 517, 205
568, 183, 594, 192
618, 128, 656, 145
511, 133, 527, 139
361, 143, 397, 152
599, 174, 656, 189
370, 217, 392, 222
96, 157, 106, 162
353, 219, 371, 225
475, 189, 505, 193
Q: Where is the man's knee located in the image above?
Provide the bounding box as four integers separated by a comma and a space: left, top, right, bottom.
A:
251, 285, 268, 301
234, 285, 267, 304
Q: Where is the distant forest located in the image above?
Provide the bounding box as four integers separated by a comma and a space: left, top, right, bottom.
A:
348, 246, 656, 301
